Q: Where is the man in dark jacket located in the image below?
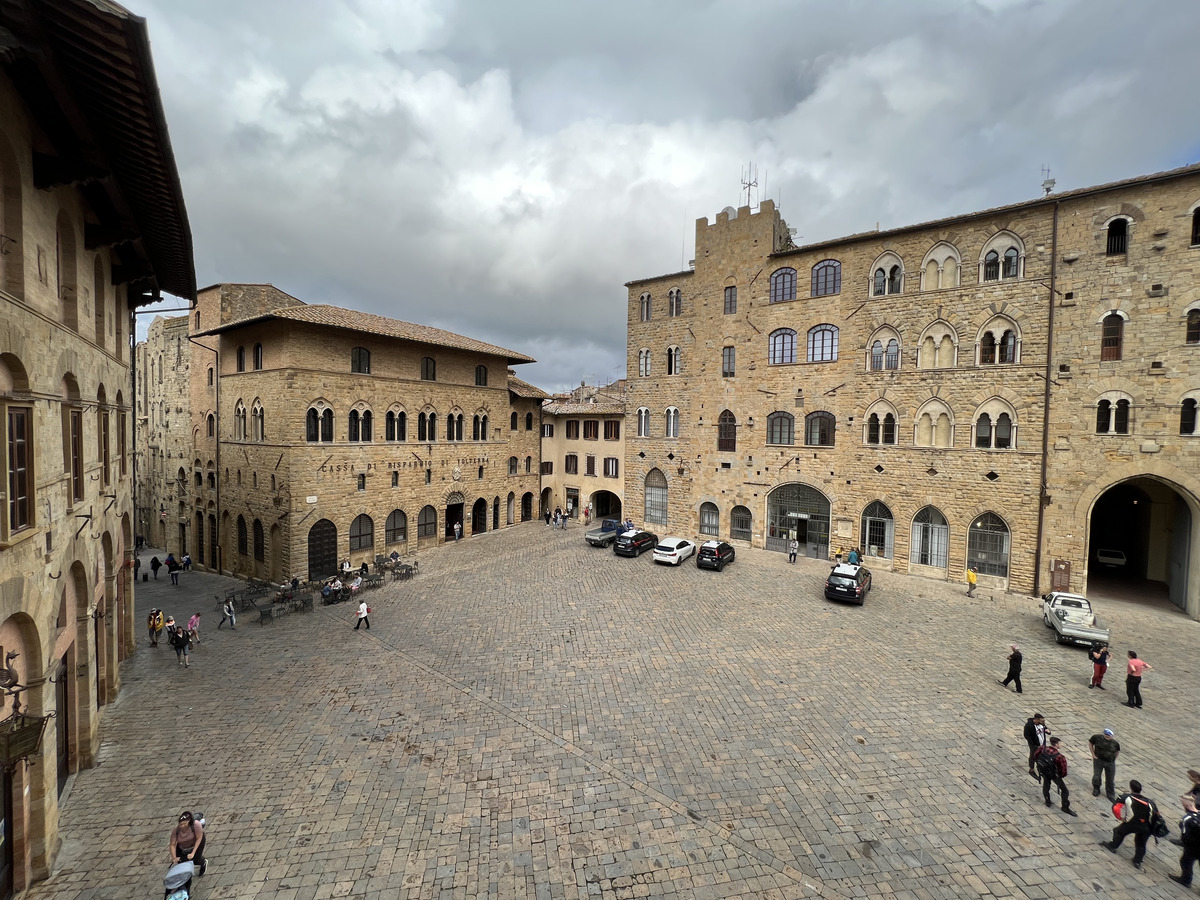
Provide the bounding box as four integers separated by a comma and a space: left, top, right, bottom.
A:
998, 644, 1023, 693
1023, 713, 1048, 777
1089, 728, 1121, 800
1102, 780, 1159, 870
1170, 795, 1200, 886
1033, 737, 1077, 816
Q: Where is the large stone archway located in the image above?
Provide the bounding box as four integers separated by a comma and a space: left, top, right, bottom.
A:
765, 483, 831, 557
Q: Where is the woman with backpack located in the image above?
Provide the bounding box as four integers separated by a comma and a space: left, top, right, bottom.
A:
168, 625, 192, 667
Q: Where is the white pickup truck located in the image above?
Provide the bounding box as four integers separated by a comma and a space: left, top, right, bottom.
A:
1040, 592, 1111, 647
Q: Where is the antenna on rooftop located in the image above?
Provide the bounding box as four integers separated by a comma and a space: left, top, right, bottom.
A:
1041, 165, 1055, 196
741, 162, 758, 209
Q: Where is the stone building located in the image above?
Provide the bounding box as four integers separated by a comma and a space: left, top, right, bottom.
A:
625, 164, 1200, 617
539, 380, 626, 522
175, 284, 545, 580
133, 314, 192, 554
0, 2, 194, 893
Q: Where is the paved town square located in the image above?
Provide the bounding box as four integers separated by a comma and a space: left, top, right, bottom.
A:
32, 526, 1200, 900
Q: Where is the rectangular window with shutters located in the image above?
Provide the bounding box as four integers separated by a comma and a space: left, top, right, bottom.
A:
542, 423, 554, 437
583, 420, 599, 440
118, 411, 127, 476
604, 420, 620, 440
603, 457, 618, 477
7, 406, 32, 534
540, 461, 553, 475
585, 455, 596, 476
69, 410, 83, 503
566, 420, 579, 439
565, 454, 578, 474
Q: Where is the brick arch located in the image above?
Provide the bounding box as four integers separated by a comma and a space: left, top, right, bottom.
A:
1086, 375, 1143, 401
963, 390, 1034, 416
1072, 460, 1200, 525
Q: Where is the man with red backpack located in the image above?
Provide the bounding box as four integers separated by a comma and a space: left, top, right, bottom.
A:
1033, 737, 1077, 816
1102, 780, 1160, 870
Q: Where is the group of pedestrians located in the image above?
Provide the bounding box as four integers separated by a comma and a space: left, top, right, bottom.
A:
1001, 641, 1155, 709
1017, 693, 1198, 883
546, 507, 568, 529
146, 606, 201, 668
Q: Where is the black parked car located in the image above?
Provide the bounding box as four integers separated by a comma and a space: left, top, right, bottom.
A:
696, 540, 736, 571
824, 563, 872, 604
613, 530, 659, 557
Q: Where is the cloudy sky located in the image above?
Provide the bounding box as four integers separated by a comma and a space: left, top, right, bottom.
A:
134, 0, 1200, 393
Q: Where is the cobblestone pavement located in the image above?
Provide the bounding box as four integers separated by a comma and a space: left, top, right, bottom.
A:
28, 525, 1200, 899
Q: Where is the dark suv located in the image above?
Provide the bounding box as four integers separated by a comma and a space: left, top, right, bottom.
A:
696, 540, 736, 571
613, 530, 659, 557
824, 563, 871, 604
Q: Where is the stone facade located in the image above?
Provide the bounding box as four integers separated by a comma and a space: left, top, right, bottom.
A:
539, 380, 627, 522
0, 4, 194, 891
134, 315, 192, 555
625, 166, 1200, 617
138, 285, 547, 581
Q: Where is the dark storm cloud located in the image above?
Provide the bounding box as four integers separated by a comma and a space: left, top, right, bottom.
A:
134, 0, 1200, 392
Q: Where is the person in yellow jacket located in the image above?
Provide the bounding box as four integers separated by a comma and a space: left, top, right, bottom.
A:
147, 608, 163, 647
966, 566, 978, 597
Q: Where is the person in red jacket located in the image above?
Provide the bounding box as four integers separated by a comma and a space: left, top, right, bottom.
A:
1034, 737, 1078, 816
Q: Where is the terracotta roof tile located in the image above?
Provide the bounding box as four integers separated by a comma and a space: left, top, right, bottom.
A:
543, 401, 626, 415
507, 375, 549, 399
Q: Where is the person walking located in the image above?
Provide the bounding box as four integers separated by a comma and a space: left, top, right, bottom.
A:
788, 539, 798, 564
187, 612, 201, 645
847, 547, 860, 565
1089, 727, 1120, 800
1169, 771, 1200, 847
1023, 713, 1049, 777
1124, 651, 1152, 708
218, 597, 236, 631
966, 566, 978, 597
169, 625, 191, 667
150, 556, 161, 580
998, 644, 1023, 693
355, 599, 370, 630
1102, 780, 1159, 870
1170, 795, 1200, 887
169, 557, 180, 586
133, 556, 141, 581
1089, 642, 1110, 689
453, 520, 462, 542
168, 810, 206, 876
1033, 737, 1078, 816
182, 553, 192, 571
147, 608, 163, 647
545, 509, 551, 526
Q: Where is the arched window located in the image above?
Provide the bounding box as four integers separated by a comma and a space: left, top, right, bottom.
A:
768, 329, 796, 365
1095, 399, 1111, 433
975, 413, 992, 448
1187, 309, 1200, 344
418, 412, 428, 442
207, 413, 215, 438
1003, 247, 1019, 278
510, 412, 518, 431
805, 411, 835, 446
666, 346, 680, 375
638, 348, 650, 377
525, 412, 533, 431
386, 510, 407, 543
351, 347, 370, 374
983, 250, 1000, 282
968, 512, 1010, 577
730, 505, 752, 542
766, 411, 794, 445
508, 456, 518, 475
253, 343, 263, 370
236, 515, 248, 555
386, 411, 396, 441
912, 506, 948, 568
1114, 398, 1130, 433
811, 260, 841, 297
1106, 218, 1128, 256
349, 410, 361, 442
665, 407, 679, 438
637, 407, 650, 437
699, 502, 719, 536
873, 268, 887, 296
349, 514, 374, 551
1181, 398, 1198, 435
472, 415, 481, 441
417, 505, 437, 538
525, 455, 532, 473
428, 413, 437, 441
321, 408, 334, 442
455, 413, 464, 441
999, 330, 1016, 363
865, 412, 896, 445
861, 501, 894, 559
639, 292, 651, 322
361, 410, 373, 442
306, 408, 319, 442
253, 519, 265, 561
234, 401, 247, 441
644, 468, 668, 525
475, 365, 488, 386
1101, 313, 1124, 361
421, 357, 435, 381
252, 404, 264, 441
207, 367, 214, 386
668, 288, 682, 317
236, 346, 245, 372
769, 267, 797, 303
980, 332, 996, 365
717, 410, 736, 451
1193, 209, 1200, 246
807, 325, 838, 362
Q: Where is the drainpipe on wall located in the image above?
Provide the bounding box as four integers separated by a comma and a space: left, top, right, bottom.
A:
1032, 200, 1059, 596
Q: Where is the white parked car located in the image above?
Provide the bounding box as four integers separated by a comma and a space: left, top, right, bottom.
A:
652, 537, 696, 566
1040, 591, 1111, 647
1095, 549, 1126, 568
